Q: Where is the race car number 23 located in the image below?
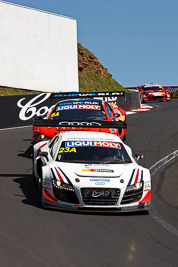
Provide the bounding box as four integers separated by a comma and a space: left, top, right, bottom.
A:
59, 147, 77, 153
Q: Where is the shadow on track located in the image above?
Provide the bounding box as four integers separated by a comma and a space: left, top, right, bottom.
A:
1, 173, 150, 216
17, 143, 33, 160
0, 173, 41, 208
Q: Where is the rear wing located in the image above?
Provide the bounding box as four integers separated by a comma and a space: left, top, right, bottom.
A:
33, 119, 127, 129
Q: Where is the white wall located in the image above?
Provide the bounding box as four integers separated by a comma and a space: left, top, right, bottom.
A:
0, 1, 79, 92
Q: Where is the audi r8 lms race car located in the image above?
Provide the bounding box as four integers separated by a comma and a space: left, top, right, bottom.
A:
137, 83, 171, 103
33, 124, 151, 213
33, 97, 127, 143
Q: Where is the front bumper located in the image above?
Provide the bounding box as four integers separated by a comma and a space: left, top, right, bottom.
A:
43, 201, 152, 213
42, 196, 151, 213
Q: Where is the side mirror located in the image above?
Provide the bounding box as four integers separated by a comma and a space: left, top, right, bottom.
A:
39, 151, 49, 162
135, 153, 144, 162
114, 113, 120, 119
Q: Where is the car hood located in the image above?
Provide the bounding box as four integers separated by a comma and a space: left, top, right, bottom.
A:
146, 90, 165, 94
49, 162, 146, 189
51, 162, 133, 178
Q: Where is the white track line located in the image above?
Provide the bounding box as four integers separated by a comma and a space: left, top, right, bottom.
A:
149, 150, 178, 236
0, 125, 32, 131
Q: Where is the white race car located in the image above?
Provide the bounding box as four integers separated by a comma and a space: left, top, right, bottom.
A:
33, 130, 151, 212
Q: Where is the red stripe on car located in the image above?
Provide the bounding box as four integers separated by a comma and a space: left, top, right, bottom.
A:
140, 190, 151, 203
134, 169, 139, 184
54, 167, 64, 183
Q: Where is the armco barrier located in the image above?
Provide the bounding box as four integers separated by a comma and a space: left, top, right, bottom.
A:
0, 92, 140, 129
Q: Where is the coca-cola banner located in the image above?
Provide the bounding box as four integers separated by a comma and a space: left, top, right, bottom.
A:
0, 92, 140, 129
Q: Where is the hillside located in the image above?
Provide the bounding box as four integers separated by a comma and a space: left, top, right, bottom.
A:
0, 43, 124, 96
78, 43, 124, 92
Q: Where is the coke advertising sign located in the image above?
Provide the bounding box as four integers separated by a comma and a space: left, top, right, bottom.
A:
17, 93, 52, 121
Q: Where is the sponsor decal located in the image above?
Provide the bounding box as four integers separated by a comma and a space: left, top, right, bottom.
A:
93, 141, 121, 148
58, 101, 99, 105
66, 141, 121, 149
56, 105, 101, 111
66, 141, 93, 147
144, 182, 151, 189
169, 87, 178, 93
85, 164, 109, 167
53, 92, 124, 98
57, 105, 78, 111
90, 179, 110, 182
83, 169, 114, 173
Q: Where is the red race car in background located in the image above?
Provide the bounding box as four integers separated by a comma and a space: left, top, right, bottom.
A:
137, 83, 171, 103
33, 98, 127, 143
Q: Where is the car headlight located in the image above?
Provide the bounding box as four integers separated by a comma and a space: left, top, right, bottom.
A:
52, 179, 74, 191
52, 179, 79, 204
126, 182, 143, 192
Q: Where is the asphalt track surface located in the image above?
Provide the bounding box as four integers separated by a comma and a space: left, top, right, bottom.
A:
0, 99, 178, 267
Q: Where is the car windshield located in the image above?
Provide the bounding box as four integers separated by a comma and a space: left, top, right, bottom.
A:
56, 140, 132, 164
143, 87, 163, 91
49, 101, 107, 120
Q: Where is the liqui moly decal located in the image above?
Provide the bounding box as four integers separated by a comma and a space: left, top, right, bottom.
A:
66, 141, 121, 148
56, 104, 100, 111
17, 93, 52, 121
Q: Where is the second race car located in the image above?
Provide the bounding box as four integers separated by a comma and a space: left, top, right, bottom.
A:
137, 83, 171, 103
33, 98, 127, 143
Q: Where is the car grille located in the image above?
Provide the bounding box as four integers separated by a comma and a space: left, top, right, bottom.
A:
121, 185, 143, 205
152, 96, 164, 99
81, 188, 120, 206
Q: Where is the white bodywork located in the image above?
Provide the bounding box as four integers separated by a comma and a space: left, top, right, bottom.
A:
33, 131, 151, 212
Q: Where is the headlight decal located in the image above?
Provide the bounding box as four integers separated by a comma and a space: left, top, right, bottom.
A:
51, 167, 72, 186
140, 170, 143, 182
127, 169, 143, 188
133, 169, 139, 184
54, 167, 65, 182
58, 167, 72, 186
127, 169, 136, 187
50, 168, 57, 180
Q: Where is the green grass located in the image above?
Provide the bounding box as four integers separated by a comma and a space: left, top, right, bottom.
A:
0, 86, 40, 96
79, 70, 124, 92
